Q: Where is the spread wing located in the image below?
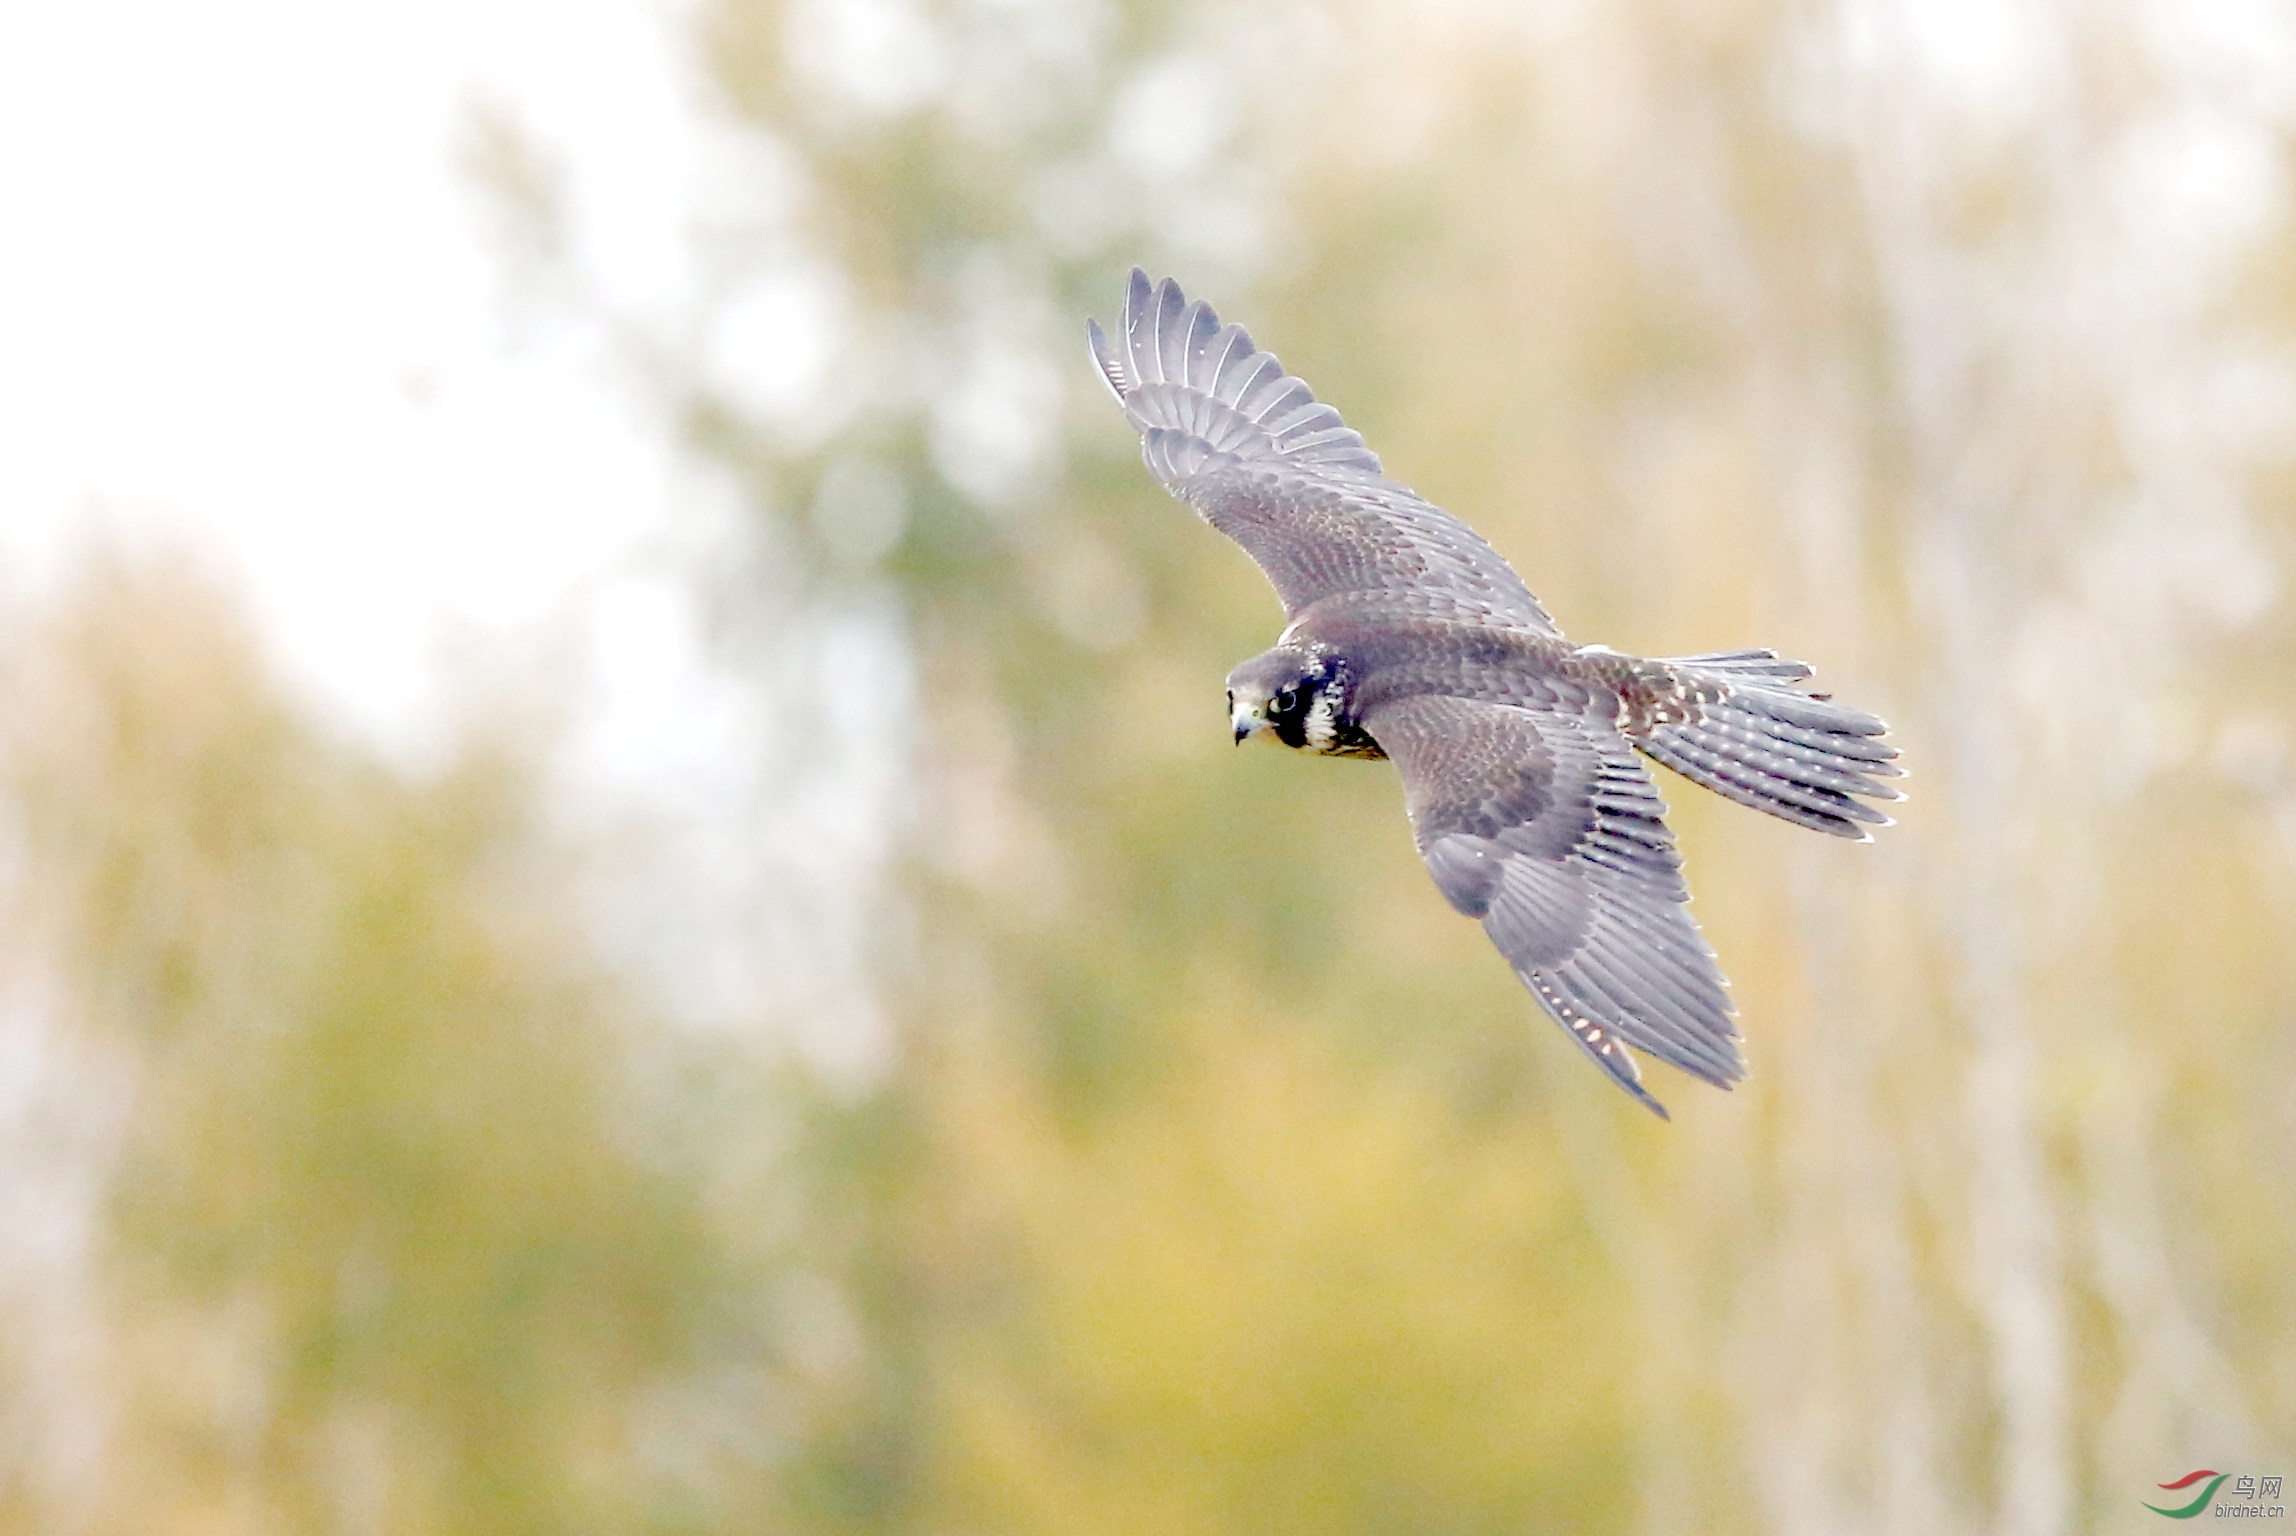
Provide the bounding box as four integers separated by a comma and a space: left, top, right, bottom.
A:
1366, 693, 1743, 1117
1088, 269, 1557, 635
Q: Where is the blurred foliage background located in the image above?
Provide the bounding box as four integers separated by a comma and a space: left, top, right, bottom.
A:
4, 0, 2295, 1531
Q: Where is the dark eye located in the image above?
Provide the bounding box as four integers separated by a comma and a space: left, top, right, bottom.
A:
1274, 688, 1300, 714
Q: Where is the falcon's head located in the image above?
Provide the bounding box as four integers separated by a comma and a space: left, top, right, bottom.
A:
1226, 645, 1384, 759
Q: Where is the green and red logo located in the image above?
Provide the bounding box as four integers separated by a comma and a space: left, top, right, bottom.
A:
2147, 1469, 2284, 1517
2145, 1470, 2228, 1519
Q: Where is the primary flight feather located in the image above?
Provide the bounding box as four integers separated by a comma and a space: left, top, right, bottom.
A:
1088, 270, 1903, 1117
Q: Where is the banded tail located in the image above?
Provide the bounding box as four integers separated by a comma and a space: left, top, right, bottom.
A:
1635, 648, 1904, 840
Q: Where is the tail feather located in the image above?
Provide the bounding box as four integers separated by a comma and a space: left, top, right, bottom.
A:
1735, 709, 1901, 764
1668, 647, 1815, 682
1638, 650, 1904, 840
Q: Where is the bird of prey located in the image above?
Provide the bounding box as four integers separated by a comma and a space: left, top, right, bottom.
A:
1087, 270, 1902, 1117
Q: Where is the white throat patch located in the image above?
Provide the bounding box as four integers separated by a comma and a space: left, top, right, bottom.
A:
1302, 686, 1344, 754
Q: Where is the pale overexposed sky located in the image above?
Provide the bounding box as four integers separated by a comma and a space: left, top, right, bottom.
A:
0, 0, 719, 769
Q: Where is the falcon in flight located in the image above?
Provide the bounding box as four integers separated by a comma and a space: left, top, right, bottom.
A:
1088, 270, 1903, 1117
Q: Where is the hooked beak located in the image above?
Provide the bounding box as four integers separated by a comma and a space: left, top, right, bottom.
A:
1231, 696, 1269, 745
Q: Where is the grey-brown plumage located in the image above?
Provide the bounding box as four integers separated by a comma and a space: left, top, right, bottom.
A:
1088, 270, 1903, 1116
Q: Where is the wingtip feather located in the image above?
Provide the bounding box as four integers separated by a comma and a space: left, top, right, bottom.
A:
1084, 318, 1126, 402
1123, 268, 1157, 387
1091, 269, 1388, 481
1154, 276, 1188, 383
